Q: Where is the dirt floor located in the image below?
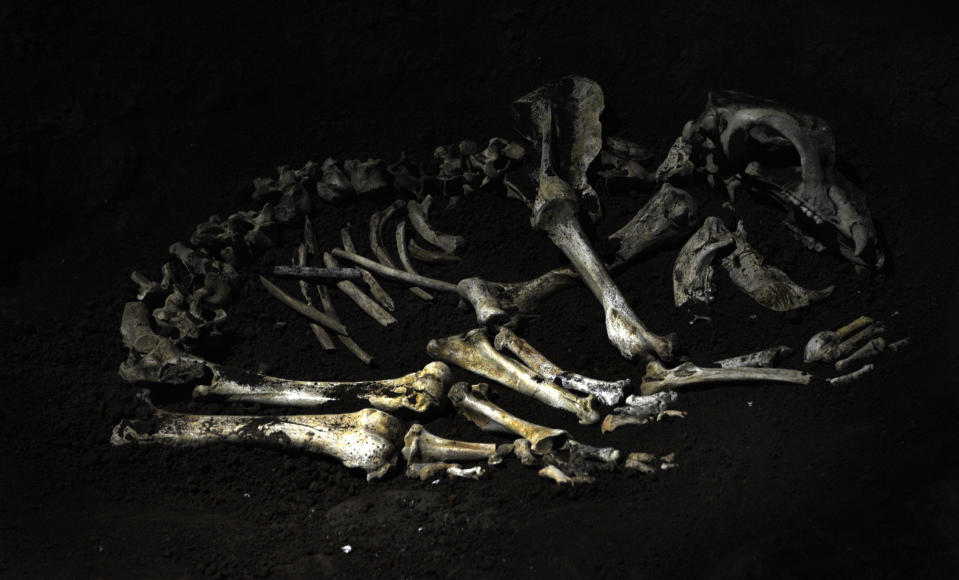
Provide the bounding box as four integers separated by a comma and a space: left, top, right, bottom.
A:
2, 2, 959, 578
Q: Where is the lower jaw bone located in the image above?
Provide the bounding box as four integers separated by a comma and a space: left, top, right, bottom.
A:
111, 393, 402, 481
401, 423, 514, 465
428, 329, 600, 424
640, 360, 812, 396
493, 325, 628, 406
447, 382, 567, 453
193, 361, 452, 414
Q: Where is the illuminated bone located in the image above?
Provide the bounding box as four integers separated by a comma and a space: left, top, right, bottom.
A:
640, 359, 812, 396
714, 346, 793, 368
493, 326, 628, 406
538, 464, 593, 485
395, 220, 434, 300
339, 224, 395, 311
673, 217, 734, 307
512, 77, 675, 361
111, 392, 401, 481
368, 200, 432, 301
609, 183, 701, 267
331, 248, 460, 293
322, 252, 397, 328
601, 391, 685, 433
827, 363, 875, 385
401, 423, 513, 466
457, 268, 578, 326
193, 361, 451, 414
721, 221, 834, 311
513, 439, 539, 466
624, 452, 678, 473
835, 337, 885, 373
803, 316, 880, 363
447, 382, 568, 453
405, 462, 485, 481
316, 284, 374, 366
407, 195, 466, 255
429, 330, 600, 424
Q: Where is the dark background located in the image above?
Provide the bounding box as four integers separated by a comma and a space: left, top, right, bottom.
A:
2, 1, 958, 578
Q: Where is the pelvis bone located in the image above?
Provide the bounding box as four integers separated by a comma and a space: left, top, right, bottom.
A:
427, 329, 600, 424
111, 392, 401, 481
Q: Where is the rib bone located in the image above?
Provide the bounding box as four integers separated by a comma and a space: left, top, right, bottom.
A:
193, 361, 452, 414
258, 275, 348, 335
428, 329, 600, 424
407, 195, 466, 254
316, 284, 374, 366
339, 225, 395, 310
401, 423, 513, 466
640, 359, 812, 395
370, 200, 432, 301
447, 382, 567, 453
111, 392, 401, 481
395, 220, 434, 300
493, 325, 628, 406
322, 252, 397, 327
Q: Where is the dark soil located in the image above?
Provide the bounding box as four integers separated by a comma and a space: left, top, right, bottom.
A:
3, 2, 958, 578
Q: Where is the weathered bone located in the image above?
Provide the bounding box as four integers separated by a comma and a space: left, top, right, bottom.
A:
119, 302, 208, 383
493, 325, 628, 406
428, 330, 600, 424
258, 275, 348, 335
112, 392, 401, 481
322, 252, 397, 328
405, 462, 485, 481
714, 346, 793, 368
601, 391, 684, 433
457, 268, 578, 326
640, 359, 812, 396
447, 382, 567, 453
407, 195, 466, 255
294, 244, 335, 351
538, 464, 593, 485
624, 452, 678, 473
408, 239, 461, 263
368, 200, 433, 301
835, 337, 885, 372
513, 76, 675, 361
343, 158, 389, 193
193, 361, 451, 414
722, 221, 834, 311
395, 221, 434, 301
804, 316, 881, 363
338, 225, 395, 311
673, 216, 735, 307
269, 265, 363, 282
316, 284, 374, 366
401, 423, 513, 466
332, 248, 460, 293
609, 183, 701, 267
827, 363, 875, 385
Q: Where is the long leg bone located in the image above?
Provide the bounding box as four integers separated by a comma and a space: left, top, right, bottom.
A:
428, 329, 600, 424
316, 284, 374, 366
322, 252, 397, 328
804, 315, 880, 363
401, 423, 513, 465
407, 195, 466, 255
493, 325, 628, 406
193, 361, 452, 413
111, 392, 401, 481
714, 346, 793, 368
640, 359, 812, 396
447, 382, 567, 453
601, 391, 684, 433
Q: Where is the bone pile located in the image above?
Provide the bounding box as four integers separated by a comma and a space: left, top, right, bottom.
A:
113, 76, 908, 484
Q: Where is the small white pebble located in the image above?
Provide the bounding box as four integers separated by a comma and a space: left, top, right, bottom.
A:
431, 479, 440, 485
417, 526, 424, 532
747, 401, 753, 407
341, 545, 352, 554
243, 492, 251, 498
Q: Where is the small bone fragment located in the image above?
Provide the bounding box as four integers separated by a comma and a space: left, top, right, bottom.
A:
447, 382, 567, 453
258, 275, 348, 335
343, 158, 389, 193
193, 361, 451, 413
408, 239, 461, 263
624, 452, 658, 474
331, 248, 461, 293
295, 244, 335, 351
714, 346, 793, 368
112, 393, 401, 481
609, 183, 701, 267
430, 330, 600, 424
601, 391, 683, 433
827, 363, 875, 385
888, 337, 910, 352
835, 337, 886, 372
338, 225, 395, 311
447, 465, 485, 480
130, 271, 161, 300
640, 359, 812, 396
322, 252, 397, 328
395, 221, 434, 301
538, 464, 593, 485
268, 265, 363, 281
513, 439, 539, 466
565, 440, 620, 465
457, 268, 578, 326
317, 284, 374, 366
673, 217, 735, 307
402, 424, 513, 465
407, 195, 466, 255
655, 134, 696, 182
803, 316, 877, 363
371, 200, 434, 305
721, 221, 834, 311
405, 462, 485, 481
493, 326, 628, 406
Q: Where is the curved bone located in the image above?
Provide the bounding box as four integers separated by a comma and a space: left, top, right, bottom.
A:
258, 275, 348, 335
269, 265, 363, 282
428, 329, 600, 424
827, 363, 875, 385
401, 424, 513, 466
111, 393, 401, 481
447, 382, 567, 453
338, 225, 395, 311
408, 239, 461, 263
804, 316, 878, 363
721, 221, 834, 311
332, 248, 461, 293
673, 216, 735, 307
322, 252, 397, 328
193, 361, 451, 414
407, 195, 466, 255
316, 284, 374, 366
395, 221, 434, 301
457, 268, 578, 326
714, 346, 793, 368
609, 183, 702, 267
493, 326, 628, 406
640, 359, 812, 396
